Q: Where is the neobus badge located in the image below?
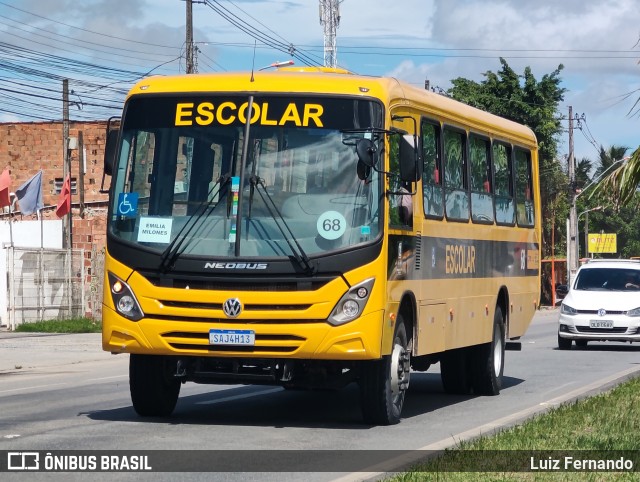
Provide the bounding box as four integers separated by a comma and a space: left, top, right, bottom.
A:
174, 101, 324, 127
445, 244, 476, 275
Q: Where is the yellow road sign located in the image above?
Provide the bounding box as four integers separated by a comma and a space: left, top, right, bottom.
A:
588, 233, 617, 253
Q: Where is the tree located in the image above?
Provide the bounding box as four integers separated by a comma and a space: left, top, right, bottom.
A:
594, 145, 629, 179
447, 58, 567, 260
575, 157, 593, 190
591, 147, 640, 207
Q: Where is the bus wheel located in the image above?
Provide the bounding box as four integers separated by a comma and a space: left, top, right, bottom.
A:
360, 318, 410, 425
440, 348, 472, 395
130, 354, 181, 416
471, 306, 505, 395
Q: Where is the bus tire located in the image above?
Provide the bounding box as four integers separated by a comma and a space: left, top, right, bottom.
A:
360, 318, 410, 425
440, 348, 472, 395
471, 306, 505, 395
130, 354, 181, 417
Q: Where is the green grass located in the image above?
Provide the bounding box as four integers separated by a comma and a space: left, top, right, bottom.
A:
14, 317, 102, 333
388, 376, 640, 481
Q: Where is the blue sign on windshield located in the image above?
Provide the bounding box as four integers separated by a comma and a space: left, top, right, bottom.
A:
117, 192, 139, 217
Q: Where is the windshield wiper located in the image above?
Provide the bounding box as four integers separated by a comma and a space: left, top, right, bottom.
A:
159, 174, 231, 272
249, 174, 315, 275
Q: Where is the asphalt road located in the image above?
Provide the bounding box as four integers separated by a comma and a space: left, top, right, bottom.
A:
1, 309, 639, 481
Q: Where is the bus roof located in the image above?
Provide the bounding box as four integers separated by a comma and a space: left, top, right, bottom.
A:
126, 68, 537, 146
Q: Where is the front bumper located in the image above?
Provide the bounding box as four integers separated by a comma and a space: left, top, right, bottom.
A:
102, 304, 385, 360
558, 313, 640, 343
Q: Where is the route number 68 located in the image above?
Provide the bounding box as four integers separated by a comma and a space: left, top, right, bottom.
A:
317, 211, 347, 240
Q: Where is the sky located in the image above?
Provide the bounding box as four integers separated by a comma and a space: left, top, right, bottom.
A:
1, 0, 639, 167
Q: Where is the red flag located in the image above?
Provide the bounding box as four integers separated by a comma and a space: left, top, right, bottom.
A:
0, 169, 11, 208
55, 174, 71, 218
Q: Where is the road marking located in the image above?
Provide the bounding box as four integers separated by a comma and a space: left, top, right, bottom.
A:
0, 382, 68, 394
330, 365, 640, 482
195, 387, 282, 405
88, 375, 128, 382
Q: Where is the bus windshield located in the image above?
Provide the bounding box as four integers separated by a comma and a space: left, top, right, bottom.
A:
109, 94, 383, 259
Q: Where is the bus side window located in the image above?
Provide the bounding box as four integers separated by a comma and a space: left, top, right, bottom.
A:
443, 127, 469, 221
515, 148, 535, 227
421, 120, 443, 218
469, 135, 493, 223
388, 134, 413, 228
493, 142, 515, 225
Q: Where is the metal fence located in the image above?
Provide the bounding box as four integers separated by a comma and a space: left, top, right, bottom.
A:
6, 247, 86, 329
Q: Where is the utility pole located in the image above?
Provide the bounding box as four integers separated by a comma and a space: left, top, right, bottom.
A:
319, 0, 341, 68
567, 106, 577, 285
186, 0, 194, 73
62, 79, 71, 250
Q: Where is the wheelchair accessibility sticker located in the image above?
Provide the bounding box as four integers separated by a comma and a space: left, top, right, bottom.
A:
117, 192, 138, 217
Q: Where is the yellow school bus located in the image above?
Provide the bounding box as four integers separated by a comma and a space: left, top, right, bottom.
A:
102, 67, 540, 425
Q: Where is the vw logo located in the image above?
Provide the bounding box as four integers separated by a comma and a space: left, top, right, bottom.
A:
223, 298, 242, 318
598, 308, 607, 317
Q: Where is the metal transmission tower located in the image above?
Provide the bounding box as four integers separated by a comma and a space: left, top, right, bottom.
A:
319, 0, 342, 68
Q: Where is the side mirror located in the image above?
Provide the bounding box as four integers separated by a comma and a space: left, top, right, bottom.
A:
555, 284, 568, 297
100, 116, 120, 194
399, 134, 421, 182
356, 138, 375, 180
103, 129, 118, 176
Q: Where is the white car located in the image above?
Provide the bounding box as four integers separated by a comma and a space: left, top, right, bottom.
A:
558, 259, 640, 349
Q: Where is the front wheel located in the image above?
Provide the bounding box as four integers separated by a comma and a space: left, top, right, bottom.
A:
558, 333, 572, 350
360, 318, 411, 425
130, 354, 181, 417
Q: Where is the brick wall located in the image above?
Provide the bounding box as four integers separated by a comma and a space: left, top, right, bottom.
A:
0, 120, 110, 253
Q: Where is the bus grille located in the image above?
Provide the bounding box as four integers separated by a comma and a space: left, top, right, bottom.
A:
414, 232, 422, 270
159, 300, 312, 311
161, 331, 305, 354
139, 271, 335, 292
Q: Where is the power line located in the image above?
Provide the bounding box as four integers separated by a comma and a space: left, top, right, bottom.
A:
0, 0, 182, 50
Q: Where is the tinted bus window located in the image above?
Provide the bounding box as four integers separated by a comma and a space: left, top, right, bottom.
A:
443, 128, 469, 221
469, 135, 493, 223
422, 120, 443, 218
493, 142, 515, 225
515, 148, 535, 227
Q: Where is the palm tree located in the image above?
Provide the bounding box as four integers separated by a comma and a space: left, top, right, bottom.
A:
591, 146, 640, 207
575, 157, 593, 189
594, 145, 629, 178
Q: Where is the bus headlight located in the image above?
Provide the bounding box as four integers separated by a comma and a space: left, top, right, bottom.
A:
108, 272, 144, 321
328, 278, 375, 326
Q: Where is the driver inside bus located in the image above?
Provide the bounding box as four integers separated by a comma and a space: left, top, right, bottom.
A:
398, 182, 413, 226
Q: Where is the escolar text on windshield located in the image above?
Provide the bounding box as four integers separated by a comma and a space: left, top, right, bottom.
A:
175, 101, 324, 127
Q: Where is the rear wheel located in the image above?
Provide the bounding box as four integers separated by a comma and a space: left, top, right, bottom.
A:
130, 354, 181, 417
558, 333, 572, 350
440, 348, 472, 395
360, 318, 410, 425
470, 306, 505, 395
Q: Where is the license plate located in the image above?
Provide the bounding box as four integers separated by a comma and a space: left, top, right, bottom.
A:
589, 320, 614, 329
209, 329, 255, 346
